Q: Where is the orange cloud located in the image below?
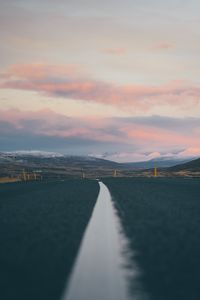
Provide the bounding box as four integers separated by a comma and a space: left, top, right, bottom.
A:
0, 64, 200, 111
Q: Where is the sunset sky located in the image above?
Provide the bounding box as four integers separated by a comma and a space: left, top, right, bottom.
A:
0, 0, 200, 161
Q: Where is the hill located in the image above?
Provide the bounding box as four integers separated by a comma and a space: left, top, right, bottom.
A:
123, 157, 191, 169
1, 151, 199, 179
0, 152, 121, 179
170, 157, 200, 172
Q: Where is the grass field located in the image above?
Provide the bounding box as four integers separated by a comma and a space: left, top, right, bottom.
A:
0, 177, 20, 183
0, 179, 99, 300
104, 177, 200, 300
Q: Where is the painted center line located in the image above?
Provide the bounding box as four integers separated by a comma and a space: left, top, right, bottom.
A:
61, 182, 143, 300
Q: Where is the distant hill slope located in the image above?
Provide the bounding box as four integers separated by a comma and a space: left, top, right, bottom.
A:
0, 151, 195, 170
1, 151, 199, 178
0, 152, 120, 169
122, 157, 192, 169
170, 157, 200, 171
0, 152, 121, 178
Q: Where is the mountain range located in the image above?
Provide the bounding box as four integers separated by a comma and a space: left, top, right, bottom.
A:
0, 151, 199, 178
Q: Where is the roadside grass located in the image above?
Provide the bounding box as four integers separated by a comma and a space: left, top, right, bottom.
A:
0, 177, 20, 183
0, 179, 99, 300
104, 177, 200, 300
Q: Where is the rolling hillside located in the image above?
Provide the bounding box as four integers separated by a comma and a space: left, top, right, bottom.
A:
123, 157, 191, 169
0, 151, 199, 179
0, 152, 121, 179
170, 157, 200, 172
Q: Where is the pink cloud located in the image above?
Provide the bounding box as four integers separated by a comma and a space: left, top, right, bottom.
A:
151, 43, 174, 50
1, 109, 200, 161
0, 64, 200, 111
119, 124, 200, 149
178, 147, 200, 157
1, 63, 80, 80
0, 109, 123, 142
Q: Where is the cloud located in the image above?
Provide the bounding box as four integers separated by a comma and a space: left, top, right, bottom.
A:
150, 43, 174, 50
1, 64, 200, 111
0, 110, 126, 154
102, 48, 126, 55
0, 109, 125, 143
118, 115, 200, 133
0, 109, 200, 161
177, 147, 200, 157
0, 63, 81, 80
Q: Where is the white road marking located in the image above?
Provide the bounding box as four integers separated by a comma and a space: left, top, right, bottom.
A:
61, 182, 145, 300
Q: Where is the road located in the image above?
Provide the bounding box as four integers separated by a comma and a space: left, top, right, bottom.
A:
63, 182, 143, 300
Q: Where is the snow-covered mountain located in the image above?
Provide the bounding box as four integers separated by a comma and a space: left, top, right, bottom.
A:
0, 151, 197, 170
1, 150, 64, 158
0, 151, 120, 169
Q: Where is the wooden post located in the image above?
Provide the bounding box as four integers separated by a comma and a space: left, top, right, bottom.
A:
22, 169, 26, 181
113, 170, 117, 177
154, 166, 157, 177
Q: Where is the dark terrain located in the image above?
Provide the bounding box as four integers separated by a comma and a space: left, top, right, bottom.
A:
1, 152, 198, 180
0, 153, 121, 179
0, 179, 99, 300
170, 157, 200, 172
104, 177, 200, 300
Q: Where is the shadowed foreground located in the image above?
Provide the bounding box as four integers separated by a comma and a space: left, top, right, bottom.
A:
0, 179, 99, 300
104, 177, 200, 300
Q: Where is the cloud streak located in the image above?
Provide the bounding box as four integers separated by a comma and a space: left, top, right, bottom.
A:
1, 109, 200, 161
1, 64, 200, 111
150, 43, 174, 50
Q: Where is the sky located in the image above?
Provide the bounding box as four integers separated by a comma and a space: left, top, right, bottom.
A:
0, 0, 200, 162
